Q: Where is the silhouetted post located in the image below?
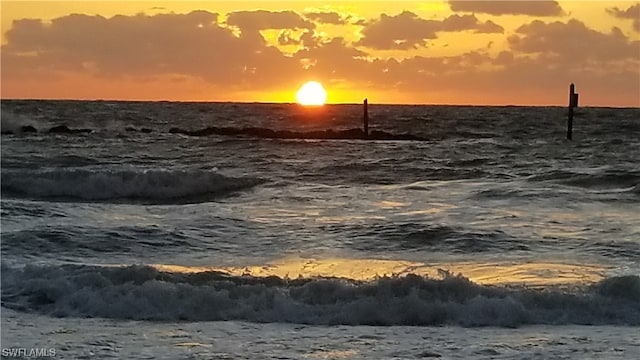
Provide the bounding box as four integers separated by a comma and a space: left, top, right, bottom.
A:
567, 83, 579, 140
363, 98, 369, 139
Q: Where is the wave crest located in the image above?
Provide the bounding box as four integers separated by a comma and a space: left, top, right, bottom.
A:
0, 168, 262, 204
2, 264, 638, 327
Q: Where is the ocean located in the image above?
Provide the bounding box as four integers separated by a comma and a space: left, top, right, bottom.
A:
1, 100, 639, 359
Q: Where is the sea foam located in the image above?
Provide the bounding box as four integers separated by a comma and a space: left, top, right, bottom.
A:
2, 264, 638, 327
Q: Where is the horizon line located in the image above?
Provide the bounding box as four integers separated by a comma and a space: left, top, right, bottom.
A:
1, 98, 639, 109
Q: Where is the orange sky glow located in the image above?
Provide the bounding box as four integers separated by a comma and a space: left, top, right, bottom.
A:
1, 1, 639, 106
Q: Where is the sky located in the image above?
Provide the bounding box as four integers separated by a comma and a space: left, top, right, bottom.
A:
1, 1, 639, 106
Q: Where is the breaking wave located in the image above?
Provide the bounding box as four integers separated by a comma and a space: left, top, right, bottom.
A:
0, 168, 262, 204
2, 264, 639, 327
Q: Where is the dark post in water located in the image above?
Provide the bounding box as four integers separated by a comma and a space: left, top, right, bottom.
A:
363, 98, 369, 139
567, 83, 579, 140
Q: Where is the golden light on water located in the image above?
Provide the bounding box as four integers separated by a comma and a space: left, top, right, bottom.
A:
153, 258, 607, 286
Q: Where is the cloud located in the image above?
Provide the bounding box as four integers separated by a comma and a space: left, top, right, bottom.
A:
476, 20, 504, 34
277, 29, 320, 49
356, 11, 439, 50
449, 0, 565, 17
607, 3, 640, 32
295, 37, 368, 77
356, 12, 503, 50
1, 10, 637, 105
278, 30, 301, 46
346, 20, 638, 103
300, 30, 322, 49
304, 11, 348, 25
441, 14, 504, 33
2, 11, 302, 88
226, 10, 314, 31
508, 19, 639, 62
353, 18, 368, 26
363, 45, 639, 105
606, 3, 640, 19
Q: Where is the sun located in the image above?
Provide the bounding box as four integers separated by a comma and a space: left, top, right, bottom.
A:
296, 81, 327, 106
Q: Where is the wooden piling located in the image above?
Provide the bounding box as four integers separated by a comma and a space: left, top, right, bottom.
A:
567, 83, 578, 140
363, 98, 369, 139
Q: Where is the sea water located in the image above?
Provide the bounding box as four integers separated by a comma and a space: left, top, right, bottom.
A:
1, 100, 639, 359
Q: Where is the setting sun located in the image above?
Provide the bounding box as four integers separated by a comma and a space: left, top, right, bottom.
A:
296, 81, 327, 106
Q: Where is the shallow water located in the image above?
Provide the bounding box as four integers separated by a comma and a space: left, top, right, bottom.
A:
1, 100, 639, 356
2, 309, 639, 359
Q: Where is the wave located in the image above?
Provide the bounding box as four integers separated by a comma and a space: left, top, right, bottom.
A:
316, 163, 490, 185
0, 111, 41, 134
1, 226, 193, 258
471, 187, 542, 200
327, 223, 529, 253
1, 121, 425, 141
2, 264, 638, 327
528, 169, 640, 190
169, 126, 426, 141
399, 227, 527, 252
0, 168, 263, 204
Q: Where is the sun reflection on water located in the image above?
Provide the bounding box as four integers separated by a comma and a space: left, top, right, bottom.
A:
153, 257, 606, 286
